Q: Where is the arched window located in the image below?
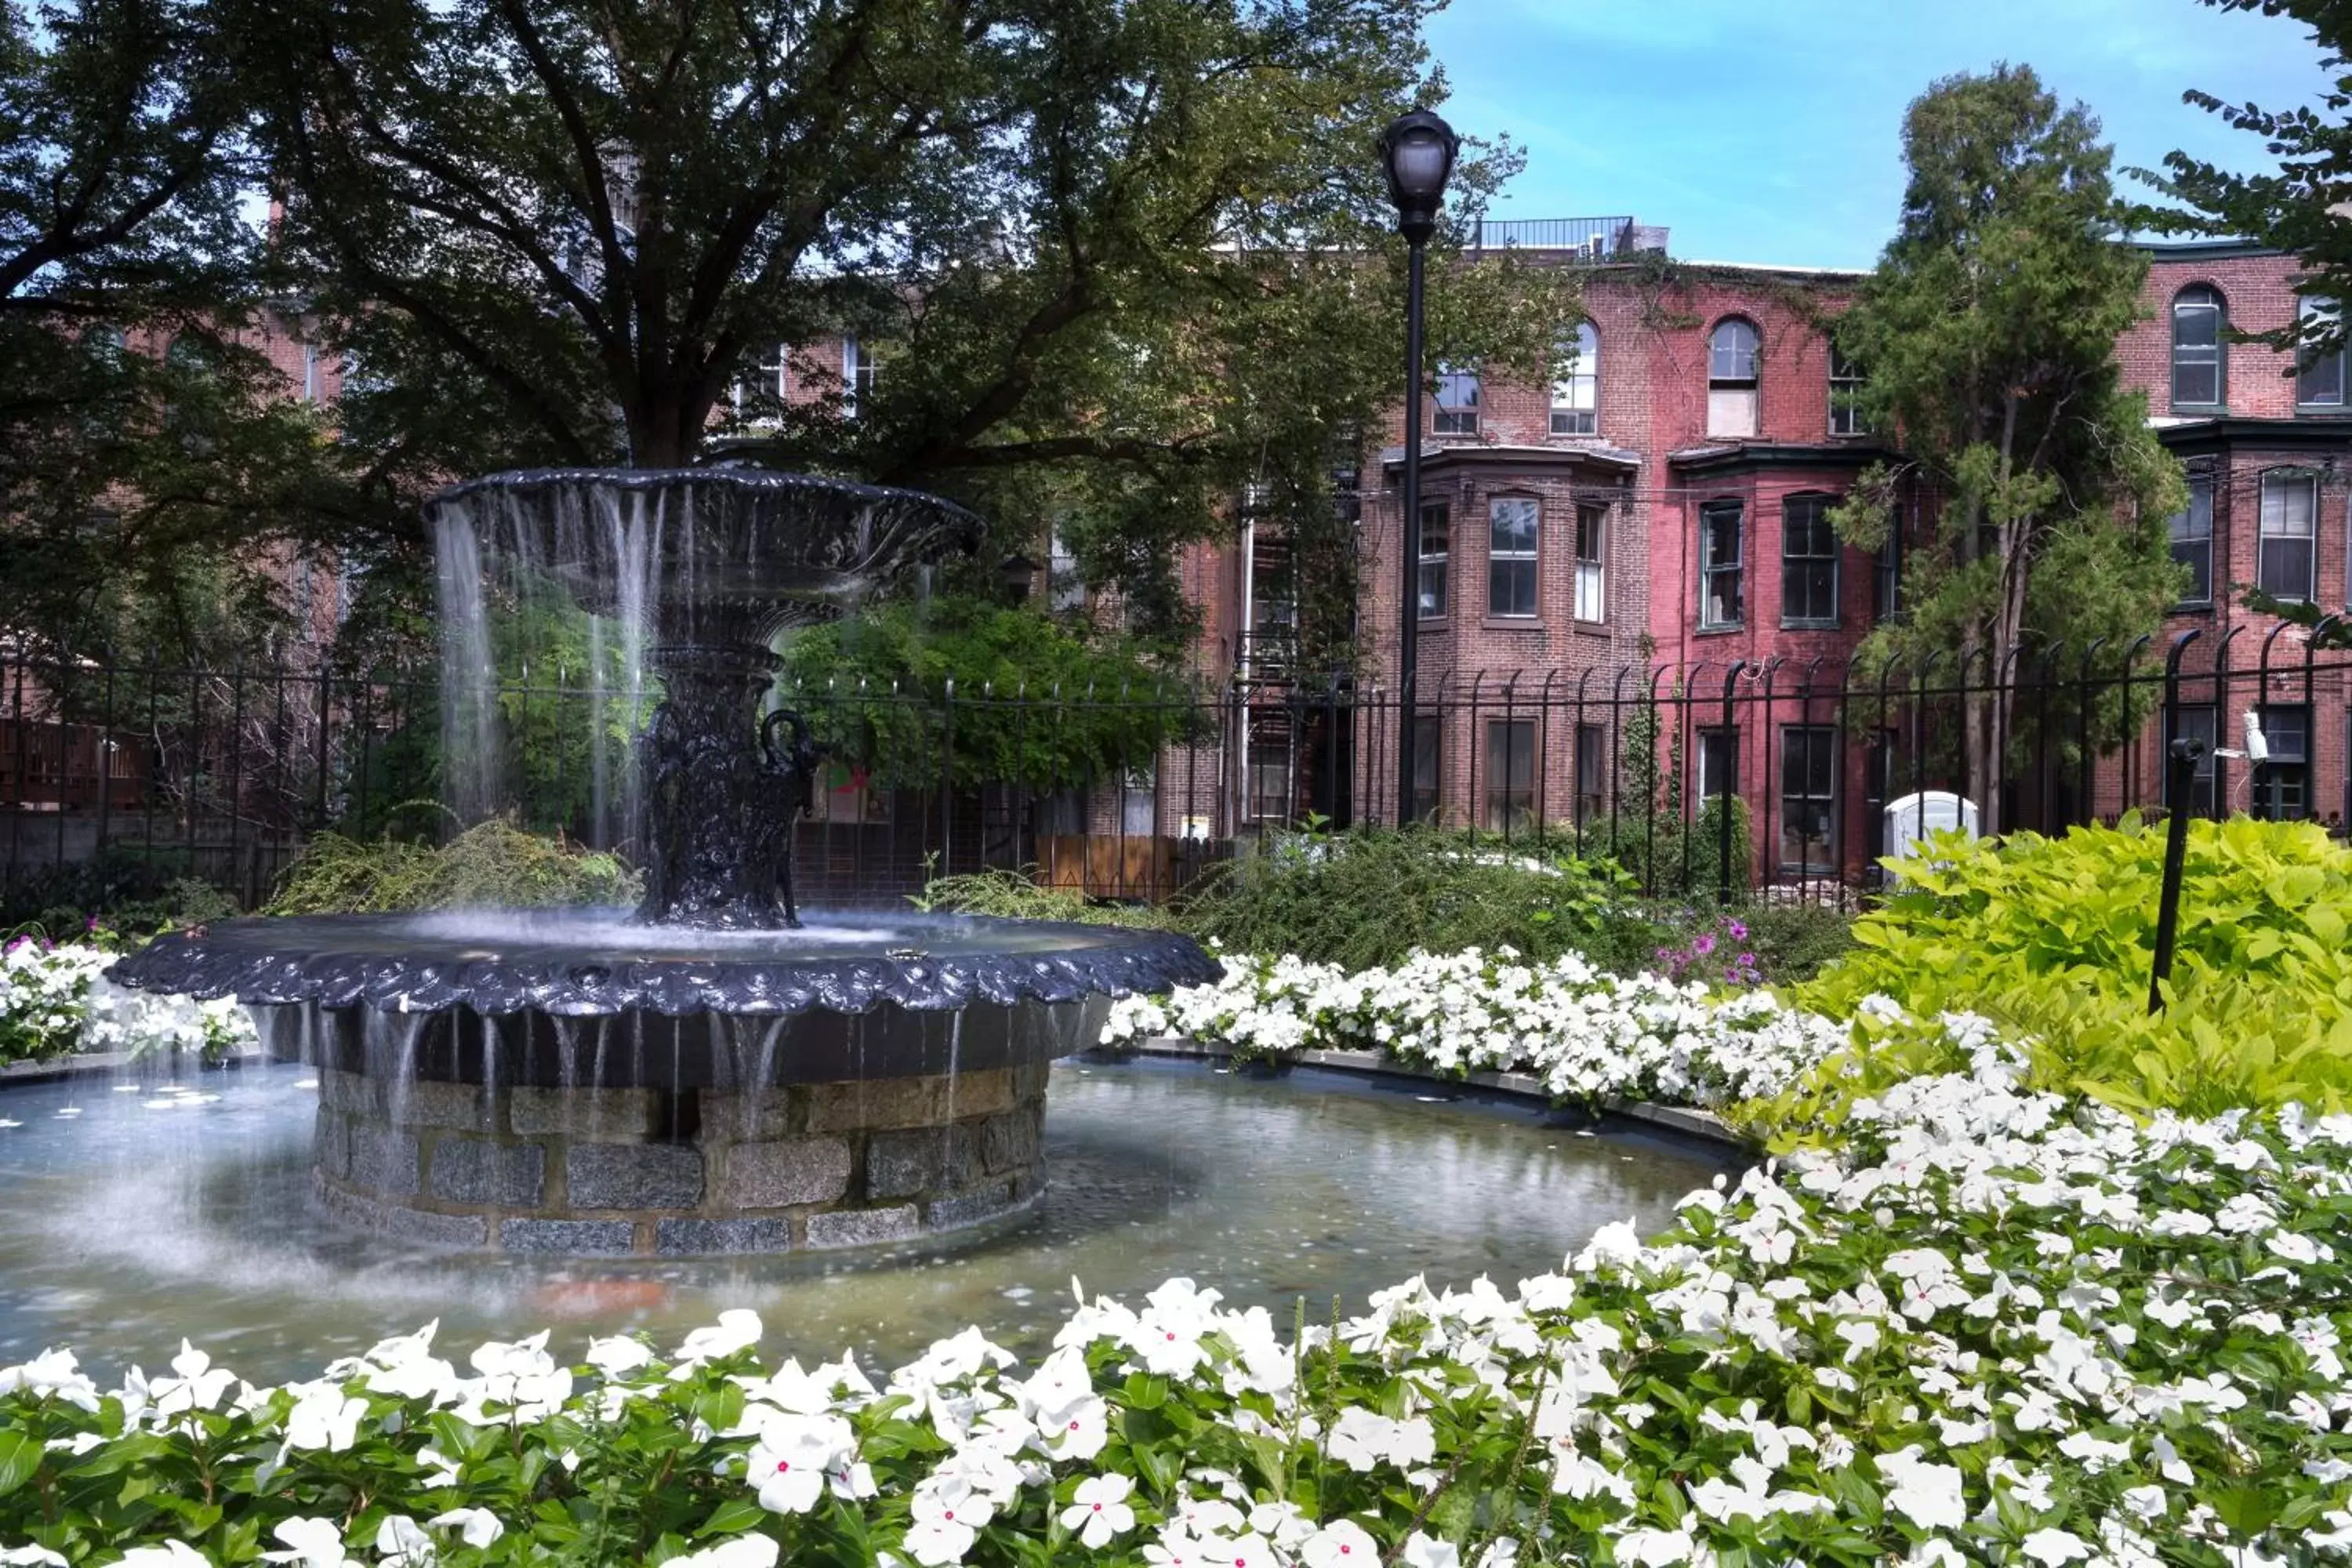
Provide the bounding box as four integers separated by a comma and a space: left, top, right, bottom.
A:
2171, 285, 2225, 410
1550, 323, 1598, 436
2299, 296, 2346, 409
1707, 318, 1759, 438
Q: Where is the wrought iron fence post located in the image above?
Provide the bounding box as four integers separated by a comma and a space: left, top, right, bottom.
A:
2150, 735, 2206, 1014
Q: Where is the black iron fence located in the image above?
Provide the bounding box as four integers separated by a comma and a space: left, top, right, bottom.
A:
5, 631, 2348, 913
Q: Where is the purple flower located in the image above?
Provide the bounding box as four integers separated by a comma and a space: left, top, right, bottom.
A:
1693, 933, 1716, 957
1726, 920, 1749, 942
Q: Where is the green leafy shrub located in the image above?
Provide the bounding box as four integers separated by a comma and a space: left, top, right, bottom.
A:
267, 821, 641, 914
778, 597, 1205, 791
1174, 828, 1630, 971
1782, 814, 2352, 1120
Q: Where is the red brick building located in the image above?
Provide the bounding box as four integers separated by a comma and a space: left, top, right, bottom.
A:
1174, 223, 2352, 887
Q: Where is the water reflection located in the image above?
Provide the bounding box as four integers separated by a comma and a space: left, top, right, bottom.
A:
0, 1056, 1736, 1383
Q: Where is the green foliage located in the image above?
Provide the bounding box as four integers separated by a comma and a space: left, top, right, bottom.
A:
779, 597, 1203, 791
2139, 1, 2352, 358
913, 868, 1175, 931
227, 0, 1575, 644
1782, 815, 2352, 1123
266, 821, 640, 915
0, 855, 240, 938
1831, 65, 2187, 826
1174, 828, 1630, 972
0, 1, 382, 665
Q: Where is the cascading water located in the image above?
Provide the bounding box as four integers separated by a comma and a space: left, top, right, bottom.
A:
111, 465, 1218, 1257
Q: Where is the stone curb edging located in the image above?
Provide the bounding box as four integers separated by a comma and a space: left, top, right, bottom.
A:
1109, 1036, 1751, 1152
0, 1045, 267, 1086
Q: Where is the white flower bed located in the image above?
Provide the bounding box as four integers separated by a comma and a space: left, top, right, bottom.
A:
0, 938, 254, 1066
5, 1016, 2352, 1566
1102, 947, 1844, 1109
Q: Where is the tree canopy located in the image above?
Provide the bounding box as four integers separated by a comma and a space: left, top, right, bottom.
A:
1832, 64, 2187, 832
0, 0, 369, 659
234, 0, 1576, 645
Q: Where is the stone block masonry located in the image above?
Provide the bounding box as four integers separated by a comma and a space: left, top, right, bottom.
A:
310, 1063, 1046, 1256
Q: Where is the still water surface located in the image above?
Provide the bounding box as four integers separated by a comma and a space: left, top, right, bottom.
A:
0, 1055, 1734, 1383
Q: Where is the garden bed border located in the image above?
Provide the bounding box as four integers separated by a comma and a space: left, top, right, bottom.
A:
1116, 1034, 1749, 1152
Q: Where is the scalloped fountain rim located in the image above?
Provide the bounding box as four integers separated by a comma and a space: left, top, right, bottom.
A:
106, 911, 1222, 1018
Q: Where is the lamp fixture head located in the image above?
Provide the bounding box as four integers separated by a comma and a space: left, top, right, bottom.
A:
1377, 108, 1460, 244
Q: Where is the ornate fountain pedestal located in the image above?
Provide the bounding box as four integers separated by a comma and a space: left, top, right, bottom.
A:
107, 466, 1221, 1255
307, 1036, 1060, 1256
116, 909, 1212, 1254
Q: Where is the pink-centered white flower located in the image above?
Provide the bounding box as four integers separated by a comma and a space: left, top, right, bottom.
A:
749, 1414, 853, 1515
904, 1476, 996, 1566
1058, 1473, 1136, 1548
1299, 1519, 1378, 1568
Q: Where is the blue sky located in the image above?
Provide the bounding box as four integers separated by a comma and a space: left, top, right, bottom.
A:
1427, 0, 2327, 269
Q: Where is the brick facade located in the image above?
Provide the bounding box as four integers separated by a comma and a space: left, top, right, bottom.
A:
1185, 235, 2352, 877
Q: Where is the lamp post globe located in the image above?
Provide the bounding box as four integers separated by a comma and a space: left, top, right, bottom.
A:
1377, 109, 1460, 243
1377, 108, 1457, 827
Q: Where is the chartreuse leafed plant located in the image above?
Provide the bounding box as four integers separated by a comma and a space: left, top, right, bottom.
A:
9, 1023, 2352, 1566
1784, 814, 2352, 1121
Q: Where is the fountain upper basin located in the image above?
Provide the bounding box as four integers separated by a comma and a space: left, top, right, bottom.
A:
108, 909, 1220, 1019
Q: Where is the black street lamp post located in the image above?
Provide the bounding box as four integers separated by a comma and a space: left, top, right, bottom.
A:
1377, 108, 1458, 827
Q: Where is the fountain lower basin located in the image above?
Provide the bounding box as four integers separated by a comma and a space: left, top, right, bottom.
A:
110, 911, 1218, 1256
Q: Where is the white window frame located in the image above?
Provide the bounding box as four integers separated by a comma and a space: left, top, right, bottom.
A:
1551, 324, 1597, 436
1573, 503, 1606, 622
1487, 495, 1540, 619
2259, 469, 2319, 603
1434, 364, 1479, 437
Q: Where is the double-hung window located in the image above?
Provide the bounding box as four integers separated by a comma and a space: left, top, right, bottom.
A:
843, 336, 877, 416
1574, 724, 1606, 825
1484, 720, 1536, 833
2300, 297, 2347, 411
1488, 496, 1539, 618
1697, 728, 1738, 800
2259, 470, 2319, 602
1780, 727, 1838, 875
1699, 501, 1744, 630
1573, 503, 1606, 622
1409, 715, 1443, 826
2172, 286, 2225, 410
1707, 319, 1760, 438
1551, 324, 1598, 436
1780, 495, 1839, 626
2168, 477, 2214, 606
2256, 705, 2310, 820
1435, 364, 1480, 436
1828, 347, 1867, 435
1417, 503, 1450, 619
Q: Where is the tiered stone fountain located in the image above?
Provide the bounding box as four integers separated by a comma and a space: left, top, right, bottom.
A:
111, 467, 1217, 1255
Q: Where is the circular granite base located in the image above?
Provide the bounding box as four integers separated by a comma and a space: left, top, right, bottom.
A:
310, 1057, 1049, 1255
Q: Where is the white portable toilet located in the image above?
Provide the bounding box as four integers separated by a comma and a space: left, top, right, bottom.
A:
1884, 790, 1980, 880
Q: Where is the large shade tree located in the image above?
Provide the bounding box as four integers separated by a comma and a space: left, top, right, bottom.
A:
1832, 65, 2187, 833
0, 0, 365, 660
232, 0, 1575, 648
